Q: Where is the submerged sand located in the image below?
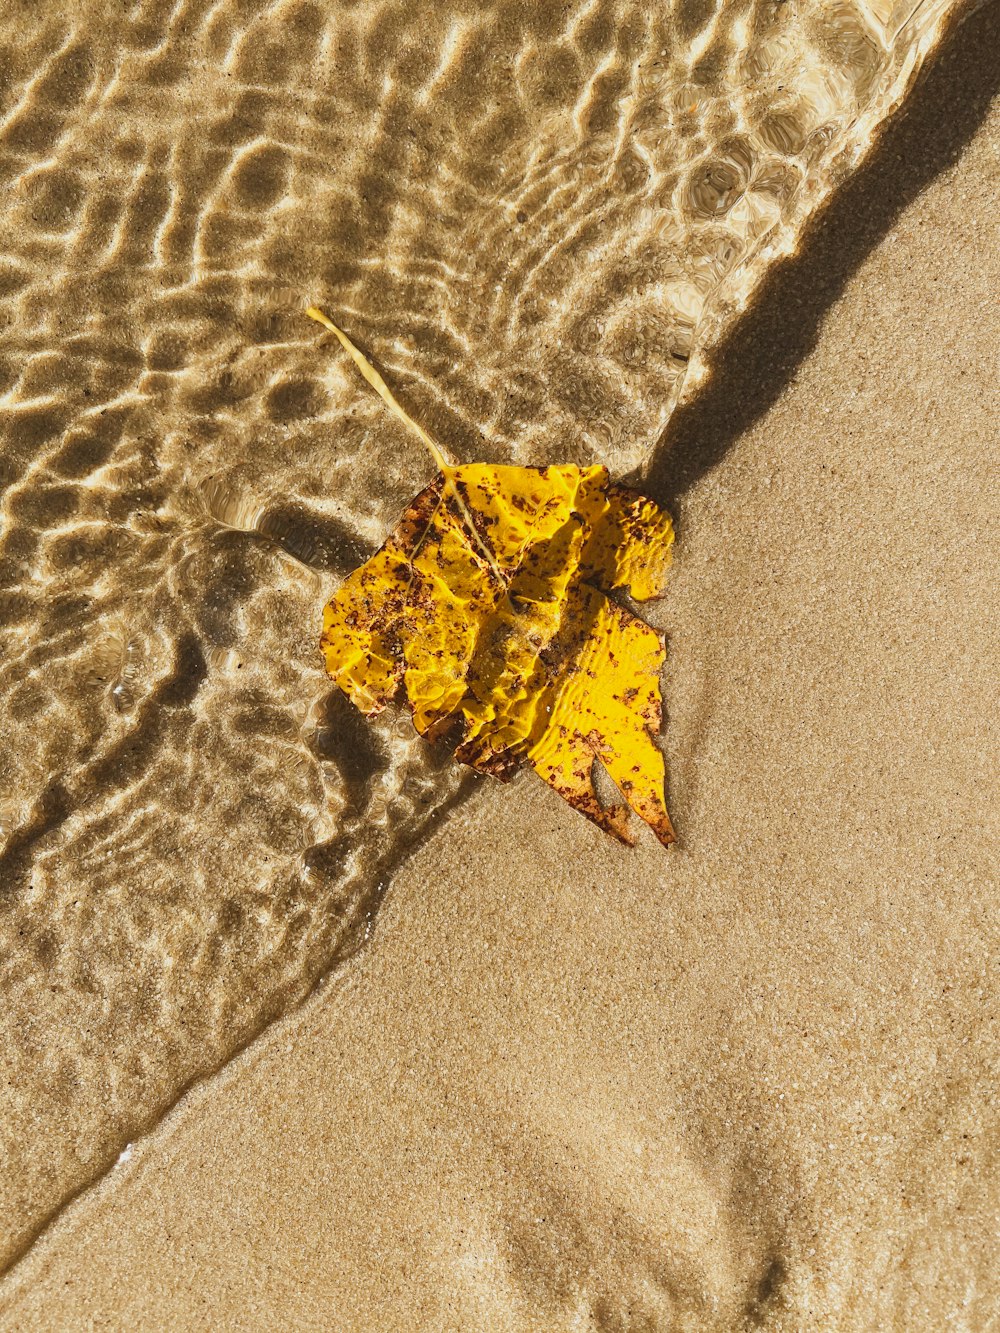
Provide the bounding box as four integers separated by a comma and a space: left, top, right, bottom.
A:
2, 16, 997, 1331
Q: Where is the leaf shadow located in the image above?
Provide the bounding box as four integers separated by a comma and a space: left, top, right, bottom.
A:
636, 0, 999, 513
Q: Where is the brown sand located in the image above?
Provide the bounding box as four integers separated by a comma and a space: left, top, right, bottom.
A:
2, 34, 997, 1333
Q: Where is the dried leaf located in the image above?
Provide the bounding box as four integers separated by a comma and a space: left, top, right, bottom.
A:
309, 309, 675, 846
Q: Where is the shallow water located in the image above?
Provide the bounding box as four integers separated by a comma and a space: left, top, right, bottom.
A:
0, 0, 958, 1273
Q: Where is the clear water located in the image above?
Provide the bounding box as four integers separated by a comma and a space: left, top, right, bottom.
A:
0, 0, 958, 1272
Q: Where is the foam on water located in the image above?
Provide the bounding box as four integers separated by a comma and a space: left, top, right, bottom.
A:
0, 0, 959, 1273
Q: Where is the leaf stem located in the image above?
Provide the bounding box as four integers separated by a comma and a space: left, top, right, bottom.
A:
306, 304, 509, 590
305, 306, 453, 471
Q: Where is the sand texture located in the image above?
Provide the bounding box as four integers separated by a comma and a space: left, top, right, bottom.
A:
0, 0, 976, 1278
1, 3, 996, 1327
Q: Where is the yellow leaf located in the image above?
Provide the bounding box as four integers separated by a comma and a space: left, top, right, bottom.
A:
310, 308, 675, 846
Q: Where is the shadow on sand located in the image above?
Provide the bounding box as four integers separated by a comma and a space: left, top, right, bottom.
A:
639, 0, 999, 513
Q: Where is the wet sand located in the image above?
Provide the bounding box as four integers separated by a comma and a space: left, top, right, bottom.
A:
2, 21, 997, 1331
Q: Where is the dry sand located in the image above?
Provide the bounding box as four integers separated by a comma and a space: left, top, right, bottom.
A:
2, 21, 997, 1333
